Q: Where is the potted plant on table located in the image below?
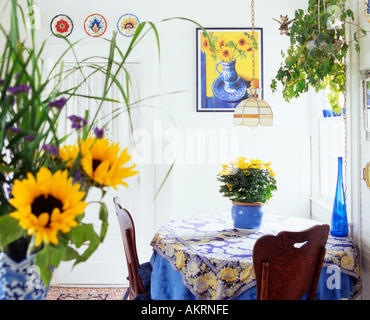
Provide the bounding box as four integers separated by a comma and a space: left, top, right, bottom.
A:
217, 157, 277, 233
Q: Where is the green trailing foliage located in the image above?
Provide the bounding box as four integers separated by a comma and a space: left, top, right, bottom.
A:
271, 0, 367, 114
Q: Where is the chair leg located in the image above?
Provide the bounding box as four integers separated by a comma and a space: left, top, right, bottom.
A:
123, 288, 129, 300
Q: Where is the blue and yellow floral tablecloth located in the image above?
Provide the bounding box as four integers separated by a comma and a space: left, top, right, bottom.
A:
150, 213, 361, 300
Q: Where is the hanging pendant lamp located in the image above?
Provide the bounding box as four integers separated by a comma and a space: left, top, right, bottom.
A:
233, 0, 273, 126
234, 87, 273, 126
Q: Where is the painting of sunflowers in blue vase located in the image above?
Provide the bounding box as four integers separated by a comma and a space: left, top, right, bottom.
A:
196, 28, 263, 112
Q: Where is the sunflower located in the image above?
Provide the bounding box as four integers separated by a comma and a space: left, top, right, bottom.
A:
9, 167, 87, 246
215, 36, 227, 50
59, 144, 79, 167
79, 136, 138, 189
200, 32, 211, 53
238, 37, 247, 47
220, 49, 233, 62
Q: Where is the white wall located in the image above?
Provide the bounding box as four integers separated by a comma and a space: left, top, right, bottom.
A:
143, 0, 311, 228
34, 0, 310, 212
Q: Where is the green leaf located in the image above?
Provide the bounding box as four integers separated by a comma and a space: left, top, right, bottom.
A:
69, 224, 92, 248
0, 215, 24, 248
68, 223, 100, 265
355, 43, 360, 54
270, 79, 277, 92
346, 9, 354, 20
98, 202, 109, 242
63, 245, 80, 261
34, 242, 66, 285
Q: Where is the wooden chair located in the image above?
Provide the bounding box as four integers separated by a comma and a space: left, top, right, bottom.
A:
113, 196, 151, 300
252, 224, 330, 300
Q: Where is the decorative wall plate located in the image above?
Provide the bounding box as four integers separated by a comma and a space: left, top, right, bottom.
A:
50, 14, 73, 38
365, 162, 370, 189
84, 14, 107, 37
365, 0, 370, 23
117, 13, 140, 37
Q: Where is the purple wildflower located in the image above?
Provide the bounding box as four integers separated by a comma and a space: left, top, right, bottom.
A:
24, 134, 36, 142
72, 169, 83, 184
94, 127, 105, 139
42, 144, 59, 156
6, 126, 23, 134
48, 97, 68, 110
68, 115, 88, 130
7, 84, 31, 95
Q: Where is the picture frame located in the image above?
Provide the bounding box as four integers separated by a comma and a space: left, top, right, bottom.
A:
196, 27, 264, 112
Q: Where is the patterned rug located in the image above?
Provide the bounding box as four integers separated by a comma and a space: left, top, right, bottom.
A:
46, 286, 128, 300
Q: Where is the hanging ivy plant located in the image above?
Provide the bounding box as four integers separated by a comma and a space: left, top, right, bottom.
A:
270, 0, 367, 114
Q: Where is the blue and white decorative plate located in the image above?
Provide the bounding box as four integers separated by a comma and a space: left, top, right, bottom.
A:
84, 14, 107, 37
117, 13, 140, 37
50, 14, 73, 38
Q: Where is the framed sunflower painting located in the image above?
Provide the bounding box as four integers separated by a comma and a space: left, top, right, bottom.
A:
196, 28, 263, 112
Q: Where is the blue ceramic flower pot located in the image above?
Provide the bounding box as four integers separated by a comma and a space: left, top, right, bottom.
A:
0, 252, 49, 300
231, 201, 264, 233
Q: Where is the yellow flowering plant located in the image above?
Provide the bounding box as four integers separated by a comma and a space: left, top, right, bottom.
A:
0, 0, 148, 285
217, 157, 277, 203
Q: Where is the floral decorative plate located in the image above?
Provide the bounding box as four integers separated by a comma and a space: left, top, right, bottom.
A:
365, 0, 370, 22
50, 14, 73, 38
117, 13, 140, 37
84, 14, 107, 37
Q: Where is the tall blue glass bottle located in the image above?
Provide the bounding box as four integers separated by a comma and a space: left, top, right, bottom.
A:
330, 157, 349, 237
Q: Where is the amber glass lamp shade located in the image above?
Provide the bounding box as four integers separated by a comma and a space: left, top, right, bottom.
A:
233, 88, 273, 126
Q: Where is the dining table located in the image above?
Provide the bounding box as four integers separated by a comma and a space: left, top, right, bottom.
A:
149, 212, 361, 300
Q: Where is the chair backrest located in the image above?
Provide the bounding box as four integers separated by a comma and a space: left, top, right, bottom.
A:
252, 224, 330, 300
113, 196, 147, 300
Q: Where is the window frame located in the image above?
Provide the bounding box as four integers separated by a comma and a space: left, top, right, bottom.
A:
310, 89, 346, 224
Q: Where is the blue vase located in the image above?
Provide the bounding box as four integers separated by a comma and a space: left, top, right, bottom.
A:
0, 252, 49, 300
330, 157, 349, 237
212, 60, 247, 102
231, 201, 263, 233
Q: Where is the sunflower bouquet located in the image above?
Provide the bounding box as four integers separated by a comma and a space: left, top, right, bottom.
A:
200, 31, 256, 63
217, 157, 277, 204
0, 0, 151, 285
